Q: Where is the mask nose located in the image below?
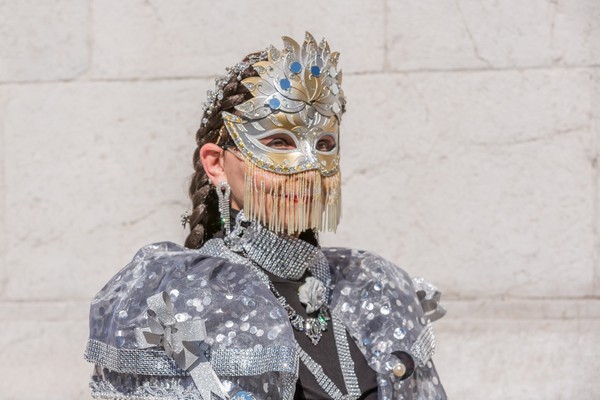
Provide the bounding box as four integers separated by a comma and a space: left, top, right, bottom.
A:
300, 140, 318, 164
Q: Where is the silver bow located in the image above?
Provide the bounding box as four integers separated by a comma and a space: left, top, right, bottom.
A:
135, 292, 228, 400
412, 277, 446, 322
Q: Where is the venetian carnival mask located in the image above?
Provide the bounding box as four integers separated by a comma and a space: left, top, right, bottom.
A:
219, 32, 346, 234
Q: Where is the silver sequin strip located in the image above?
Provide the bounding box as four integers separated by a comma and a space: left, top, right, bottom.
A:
411, 322, 436, 367
211, 346, 298, 376
296, 315, 361, 400
85, 339, 187, 376
90, 377, 198, 400
281, 369, 299, 400
332, 315, 361, 398
198, 238, 271, 286
86, 339, 297, 377
309, 252, 333, 300
297, 345, 346, 400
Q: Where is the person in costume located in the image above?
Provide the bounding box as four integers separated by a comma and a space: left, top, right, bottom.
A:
85, 32, 447, 400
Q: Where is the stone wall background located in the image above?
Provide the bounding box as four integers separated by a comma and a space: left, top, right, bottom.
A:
0, 0, 598, 398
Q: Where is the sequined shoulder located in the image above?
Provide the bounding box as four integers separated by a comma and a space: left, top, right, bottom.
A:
86, 241, 298, 392
324, 248, 438, 371
323, 247, 412, 285
323, 247, 446, 399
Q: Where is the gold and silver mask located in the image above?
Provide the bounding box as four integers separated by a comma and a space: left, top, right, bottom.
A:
223, 32, 346, 234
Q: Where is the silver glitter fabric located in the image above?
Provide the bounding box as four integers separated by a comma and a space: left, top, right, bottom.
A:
327, 248, 446, 400
86, 239, 446, 399
87, 241, 297, 399
85, 339, 186, 376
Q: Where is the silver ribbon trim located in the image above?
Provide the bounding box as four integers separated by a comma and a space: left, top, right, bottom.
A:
412, 277, 447, 322
135, 291, 228, 400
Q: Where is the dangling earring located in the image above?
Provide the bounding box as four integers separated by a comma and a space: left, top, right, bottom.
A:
216, 181, 231, 236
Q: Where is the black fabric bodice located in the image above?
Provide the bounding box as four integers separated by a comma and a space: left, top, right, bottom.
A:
268, 271, 378, 400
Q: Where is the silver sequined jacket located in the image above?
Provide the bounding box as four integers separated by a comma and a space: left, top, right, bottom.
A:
85, 224, 447, 400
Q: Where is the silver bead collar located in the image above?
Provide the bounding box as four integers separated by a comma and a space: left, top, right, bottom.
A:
229, 211, 324, 281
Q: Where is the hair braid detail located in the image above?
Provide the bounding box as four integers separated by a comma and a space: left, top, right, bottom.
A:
184, 55, 261, 249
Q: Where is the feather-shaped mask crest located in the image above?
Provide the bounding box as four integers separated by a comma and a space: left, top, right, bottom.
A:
234, 32, 346, 123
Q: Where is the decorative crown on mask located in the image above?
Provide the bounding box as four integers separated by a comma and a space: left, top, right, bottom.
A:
222, 32, 344, 234
233, 32, 345, 125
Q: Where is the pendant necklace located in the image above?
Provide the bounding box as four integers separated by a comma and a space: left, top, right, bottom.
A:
266, 279, 330, 345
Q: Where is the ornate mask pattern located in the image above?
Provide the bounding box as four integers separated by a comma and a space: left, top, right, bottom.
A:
223, 32, 345, 234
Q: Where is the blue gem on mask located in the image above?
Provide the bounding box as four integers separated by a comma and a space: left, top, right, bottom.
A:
310, 66, 321, 77
268, 98, 281, 109
280, 78, 291, 90
290, 61, 302, 74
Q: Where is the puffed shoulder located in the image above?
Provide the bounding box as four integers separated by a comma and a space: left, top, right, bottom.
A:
325, 248, 443, 367
86, 241, 298, 378
324, 247, 445, 320
85, 241, 446, 400
324, 248, 446, 398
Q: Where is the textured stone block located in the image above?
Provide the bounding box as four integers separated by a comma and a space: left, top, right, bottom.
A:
443, 298, 600, 320
0, 3, 597, 400
594, 68, 600, 296
321, 69, 595, 299
91, 0, 384, 79
1, 79, 212, 300
0, 86, 5, 280
386, 0, 600, 70
433, 317, 600, 399
0, 302, 91, 400
0, 0, 89, 82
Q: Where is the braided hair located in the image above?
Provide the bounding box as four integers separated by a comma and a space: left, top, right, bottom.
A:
184, 54, 262, 249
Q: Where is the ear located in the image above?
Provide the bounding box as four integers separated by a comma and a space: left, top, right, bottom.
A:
200, 143, 226, 185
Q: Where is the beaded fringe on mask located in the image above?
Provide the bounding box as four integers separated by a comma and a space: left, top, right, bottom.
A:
243, 158, 341, 234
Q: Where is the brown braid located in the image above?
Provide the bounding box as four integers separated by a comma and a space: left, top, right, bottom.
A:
184, 54, 262, 249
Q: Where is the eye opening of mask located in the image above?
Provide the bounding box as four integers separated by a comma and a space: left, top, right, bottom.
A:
254, 130, 299, 153
315, 133, 338, 153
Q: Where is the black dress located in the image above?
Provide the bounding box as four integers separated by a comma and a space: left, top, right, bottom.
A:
269, 270, 378, 399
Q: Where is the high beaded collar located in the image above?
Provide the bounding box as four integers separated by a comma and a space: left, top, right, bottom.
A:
227, 211, 324, 281
242, 222, 323, 281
